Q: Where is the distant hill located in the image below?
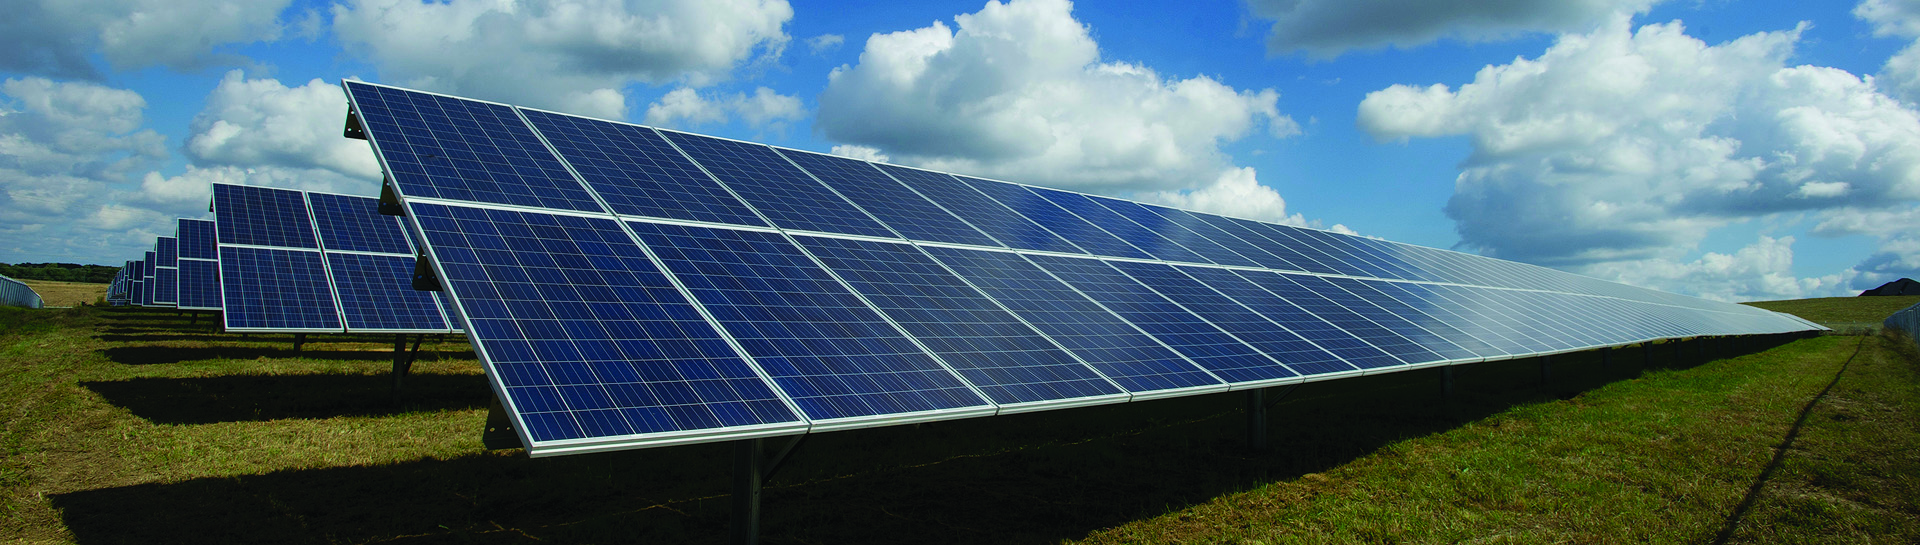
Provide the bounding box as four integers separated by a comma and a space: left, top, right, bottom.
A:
0, 263, 117, 284
1862, 278, 1920, 296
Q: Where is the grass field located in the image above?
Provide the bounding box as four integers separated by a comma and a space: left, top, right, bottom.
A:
12, 280, 107, 308
1, 301, 1915, 543
1746, 295, 1920, 332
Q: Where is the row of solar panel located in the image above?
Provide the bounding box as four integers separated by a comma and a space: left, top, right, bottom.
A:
344, 81, 1788, 324
341, 81, 1821, 455
108, 185, 463, 335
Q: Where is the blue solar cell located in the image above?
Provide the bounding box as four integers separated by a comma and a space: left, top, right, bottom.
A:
1028, 188, 1210, 263
1288, 228, 1415, 280
155, 237, 178, 268
218, 247, 342, 331
308, 192, 415, 255
627, 221, 989, 421
1190, 213, 1338, 274
153, 266, 178, 305
1177, 266, 1400, 370
1336, 236, 1447, 283
520, 109, 767, 226
659, 131, 894, 238
1236, 271, 1442, 366
1138, 205, 1302, 270
1094, 198, 1261, 267
794, 235, 1124, 405
327, 253, 450, 331
131, 277, 144, 307
1293, 275, 1478, 361
1237, 223, 1372, 277
920, 246, 1221, 394
213, 183, 319, 248
1026, 254, 1296, 385
1357, 280, 1525, 356
143, 251, 155, 279
176, 259, 222, 310
409, 203, 800, 443
343, 82, 604, 213
875, 164, 1081, 253
1106, 261, 1350, 377
960, 178, 1152, 259
1422, 285, 1579, 352
779, 149, 1000, 247
177, 219, 217, 260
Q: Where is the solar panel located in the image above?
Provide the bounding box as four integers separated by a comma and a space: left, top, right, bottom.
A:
327, 253, 451, 332
658, 131, 895, 238
178, 219, 217, 260
409, 203, 805, 449
778, 149, 1000, 247
793, 235, 1125, 407
1025, 254, 1298, 386
876, 164, 1082, 254
155, 237, 178, 268
520, 108, 768, 227
152, 266, 178, 306
337, 81, 1822, 457
628, 222, 992, 423
141, 251, 156, 306
920, 246, 1223, 396
213, 184, 319, 248
309, 192, 414, 255
176, 259, 221, 310
218, 246, 342, 331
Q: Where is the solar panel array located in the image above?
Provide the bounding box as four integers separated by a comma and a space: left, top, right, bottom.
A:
342, 80, 1822, 457
175, 219, 222, 310
211, 183, 459, 334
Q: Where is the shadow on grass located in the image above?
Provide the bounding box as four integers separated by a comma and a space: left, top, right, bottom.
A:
52, 335, 1801, 545
95, 345, 478, 365
81, 373, 493, 424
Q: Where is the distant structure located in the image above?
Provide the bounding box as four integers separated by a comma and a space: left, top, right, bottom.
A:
1888, 302, 1920, 346
1860, 278, 1920, 296
0, 274, 44, 309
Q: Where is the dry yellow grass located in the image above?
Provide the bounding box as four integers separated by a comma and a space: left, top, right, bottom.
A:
16, 279, 107, 307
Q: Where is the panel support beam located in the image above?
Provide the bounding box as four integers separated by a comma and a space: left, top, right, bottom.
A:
391, 334, 422, 403
293, 333, 306, 353
1246, 389, 1268, 453
733, 434, 807, 545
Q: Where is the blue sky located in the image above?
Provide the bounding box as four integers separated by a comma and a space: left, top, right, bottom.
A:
3, 0, 1919, 302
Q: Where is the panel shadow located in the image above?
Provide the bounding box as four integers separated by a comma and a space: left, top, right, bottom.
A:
81, 373, 492, 424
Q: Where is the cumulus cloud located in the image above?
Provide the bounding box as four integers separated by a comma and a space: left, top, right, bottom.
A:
1138, 167, 1306, 226
830, 145, 889, 163
816, 0, 1298, 222
1357, 15, 1920, 297
0, 0, 292, 78
331, 0, 794, 119
186, 71, 384, 184
1858, 0, 1920, 104
1245, 0, 1660, 59
642, 86, 805, 130
1584, 236, 1852, 301
807, 34, 845, 54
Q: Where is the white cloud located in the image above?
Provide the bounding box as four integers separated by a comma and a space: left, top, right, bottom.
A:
1584, 236, 1853, 302
1245, 0, 1661, 59
817, 0, 1296, 200
807, 34, 845, 54
1357, 15, 1920, 298
331, 0, 794, 119
830, 145, 889, 163
185, 71, 383, 182
0, 0, 292, 77
1138, 167, 1305, 226
642, 86, 805, 129
1859, 0, 1920, 104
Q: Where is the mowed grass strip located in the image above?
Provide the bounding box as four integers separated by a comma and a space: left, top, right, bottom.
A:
1746, 295, 1920, 331
14, 280, 107, 308
1076, 334, 1920, 544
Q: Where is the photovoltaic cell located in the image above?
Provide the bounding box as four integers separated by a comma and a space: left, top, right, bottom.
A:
1139, 205, 1300, 270
408, 203, 801, 445
1107, 261, 1349, 377
921, 246, 1221, 394
876, 164, 1081, 253
520, 109, 767, 226
1291, 275, 1477, 362
176, 259, 221, 310
308, 192, 415, 255
628, 222, 990, 421
343, 81, 604, 213
659, 131, 894, 238
1094, 198, 1261, 267
1237, 271, 1442, 366
1026, 254, 1295, 385
961, 178, 1152, 259
1340, 279, 1513, 357
1028, 188, 1208, 263
779, 149, 999, 247
178, 219, 217, 260
1177, 266, 1400, 370
214, 184, 317, 248
327, 253, 450, 332
794, 235, 1123, 405
218, 246, 342, 331
153, 266, 178, 305
155, 237, 178, 268
1191, 213, 1338, 275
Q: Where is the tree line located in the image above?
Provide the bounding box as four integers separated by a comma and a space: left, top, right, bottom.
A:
0, 263, 118, 284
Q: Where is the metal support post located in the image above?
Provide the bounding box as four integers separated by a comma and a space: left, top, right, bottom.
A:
732, 438, 764, 545
391, 334, 421, 403
292, 333, 306, 353
1246, 389, 1268, 452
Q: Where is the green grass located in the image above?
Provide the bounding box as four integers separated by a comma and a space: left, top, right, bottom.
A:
1, 303, 1916, 544
1746, 295, 1920, 331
